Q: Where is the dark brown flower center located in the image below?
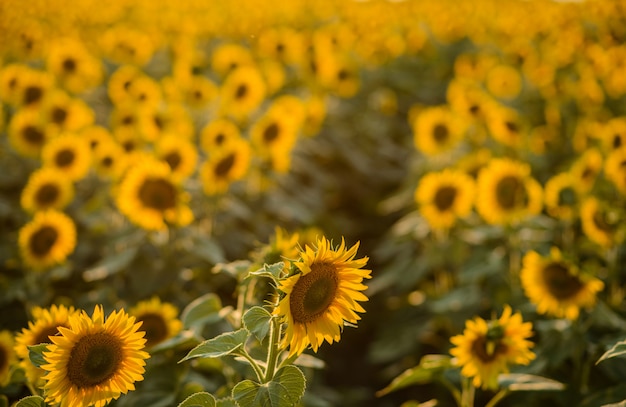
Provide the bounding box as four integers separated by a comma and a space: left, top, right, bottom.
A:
23, 126, 45, 146
471, 327, 506, 363
542, 262, 583, 300
263, 123, 280, 143
34, 325, 63, 344
214, 153, 236, 177
235, 84, 248, 99
433, 123, 449, 144
66, 332, 123, 388
434, 186, 457, 211
137, 313, 169, 348
138, 178, 176, 210
505, 121, 519, 133
51, 107, 68, 125
495, 175, 527, 210
55, 149, 75, 168
24, 85, 43, 105
163, 152, 182, 171
289, 262, 339, 324
102, 156, 113, 168
62, 58, 77, 73
214, 133, 225, 145
29, 225, 58, 257
35, 183, 60, 207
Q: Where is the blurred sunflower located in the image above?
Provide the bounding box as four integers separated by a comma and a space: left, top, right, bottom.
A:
155, 135, 198, 181
600, 117, 626, 152
605, 147, 626, 194
580, 197, 621, 248
41, 133, 92, 181
200, 118, 242, 153
250, 108, 299, 173
570, 147, 603, 192
200, 138, 251, 195
46, 37, 103, 94
14, 304, 77, 387
80, 125, 114, 152
251, 226, 301, 269
415, 169, 475, 231
450, 306, 535, 390
92, 140, 129, 180
211, 43, 255, 77
127, 75, 162, 109
476, 158, 543, 225
412, 106, 466, 156
521, 248, 604, 320
255, 26, 306, 66
100, 26, 155, 66
21, 167, 75, 213
484, 64, 523, 100
0, 330, 16, 387
486, 105, 527, 148
41, 305, 149, 407
108, 65, 144, 106
18, 210, 77, 270
17, 69, 54, 108
183, 75, 218, 108
40, 90, 95, 132
129, 297, 183, 349
220, 65, 267, 121
8, 107, 57, 157
544, 172, 582, 221
274, 237, 371, 357
116, 159, 193, 230
0, 63, 31, 106
258, 59, 286, 96
302, 93, 328, 137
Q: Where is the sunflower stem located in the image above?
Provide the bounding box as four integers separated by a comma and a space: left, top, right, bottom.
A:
485, 389, 510, 407
263, 315, 282, 382
439, 376, 462, 407
237, 348, 265, 382
460, 376, 475, 407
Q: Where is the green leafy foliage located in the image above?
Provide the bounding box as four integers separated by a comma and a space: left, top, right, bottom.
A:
13, 396, 48, 407
181, 293, 224, 330
376, 355, 452, 397
178, 392, 217, 407
232, 366, 306, 407
27, 343, 50, 368
180, 329, 250, 362
598, 340, 626, 364
242, 306, 273, 342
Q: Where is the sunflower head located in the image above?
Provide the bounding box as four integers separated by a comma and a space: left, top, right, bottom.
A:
129, 297, 183, 349
450, 306, 535, 390
274, 237, 371, 357
0, 330, 17, 387
521, 248, 604, 320
41, 305, 149, 407
18, 210, 77, 270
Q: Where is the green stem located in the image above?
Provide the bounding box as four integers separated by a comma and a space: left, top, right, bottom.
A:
263, 316, 282, 382
461, 376, 475, 407
440, 376, 462, 407
485, 389, 510, 407
237, 348, 265, 382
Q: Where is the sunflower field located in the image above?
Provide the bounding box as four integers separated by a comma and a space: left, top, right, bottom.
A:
2, 1, 626, 406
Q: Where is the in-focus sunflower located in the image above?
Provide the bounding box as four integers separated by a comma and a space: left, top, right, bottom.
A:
14, 304, 78, 387
155, 135, 198, 181
0, 330, 17, 387
129, 297, 183, 349
274, 237, 371, 357
116, 159, 193, 230
415, 169, 475, 231
521, 248, 604, 320
41, 305, 149, 407
18, 210, 77, 270
41, 133, 91, 181
450, 306, 535, 390
21, 167, 75, 213
219, 66, 267, 121
200, 118, 242, 153
544, 172, 582, 221
476, 158, 543, 225
580, 197, 622, 248
412, 106, 466, 156
200, 138, 251, 195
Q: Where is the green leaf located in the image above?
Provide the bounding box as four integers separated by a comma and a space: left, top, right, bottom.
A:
598, 340, 626, 364
232, 365, 306, 407
181, 293, 223, 329
82, 247, 138, 282
216, 398, 238, 407
249, 262, 285, 282
376, 355, 452, 397
243, 306, 272, 342
178, 392, 216, 407
14, 396, 48, 407
28, 343, 51, 368
192, 237, 226, 264
497, 374, 565, 391
180, 329, 250, 363
150, 330, 201, 353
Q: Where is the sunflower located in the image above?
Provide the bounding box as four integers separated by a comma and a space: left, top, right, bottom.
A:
126, 75, 162, 109
484, 64, 523, 100
40, 90, 95, 132
46, 37, 103, 94
415, 169, 475, 231
219, 65, 267, 121
41, 133, 92, 181
92, 140, 129, 180
200, 138, 251, 195
129, 298, 183, 349
450, 306, 535, 390
605, 147, 626, 195
100, 26, 155, 66
570, 148, 603, 192
200, 118, 242, 153
600, 117, 626, 152
521, 248, 604, 320
108, 65, 144, 106
486, 105, 527, 148
211, 43, 255, 77
183, 75, 218, 108
302, 93, 328, 137
251, 226, 301, 269
18, 210, 77, 270
8, 107, 57, 157
14, 304, 78, 387
476, 158, 543, 225
274, 237, 371, 357
0, 330, 17, 387
41, 305, 150, 407
21, 167, 75, 213
155, 135, 198, 181
17, 69, 54, 108
116, 158, 193, 230
580, 197, 621, 248
0, 63, 31, 106
255, 27, 306, 66
544, 172, 582, 221
250, 108, 299, 173
80, 125, 114, 152
412, 106, 466, 156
